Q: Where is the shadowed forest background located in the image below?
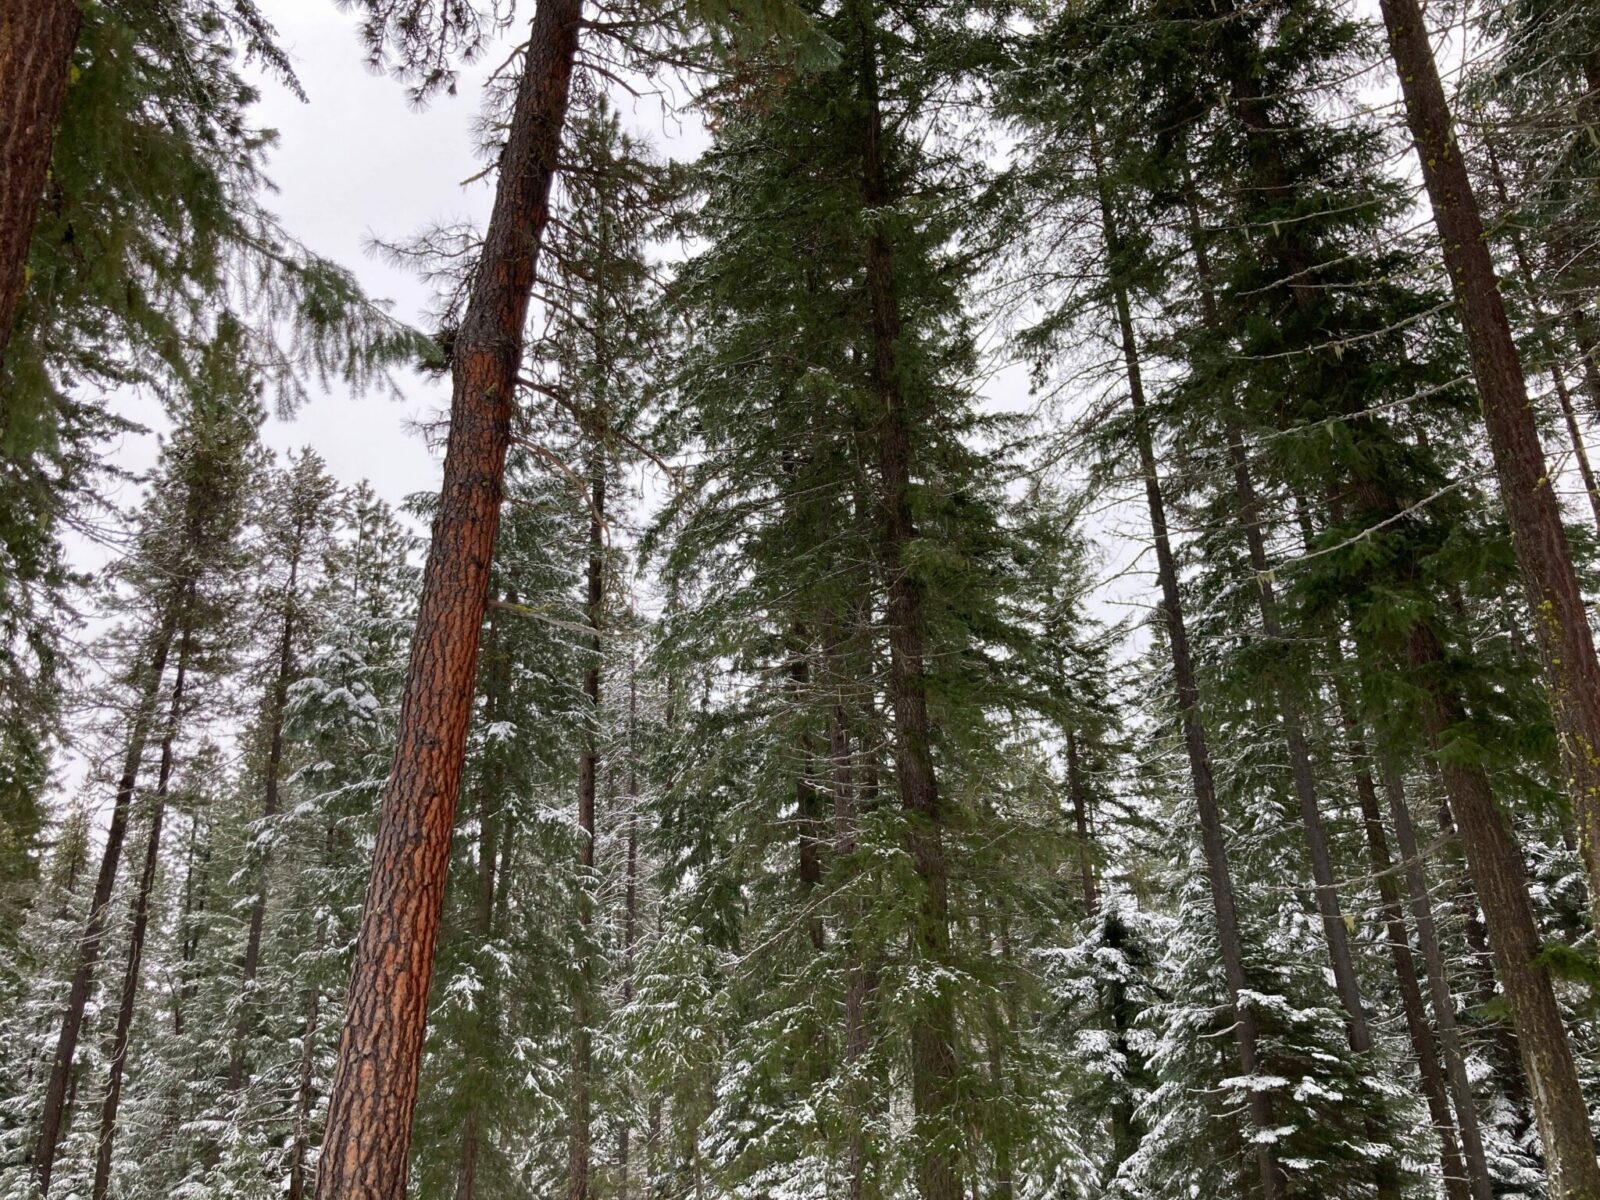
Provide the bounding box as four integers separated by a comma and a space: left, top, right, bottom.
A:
3, 0, 1600, 1198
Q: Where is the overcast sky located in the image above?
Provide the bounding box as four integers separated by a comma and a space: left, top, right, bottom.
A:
97, 0, 708, 534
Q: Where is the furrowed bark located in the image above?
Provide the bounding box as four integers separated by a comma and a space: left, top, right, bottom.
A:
313, 2, 583, 1195
1379, 0, 1600, 954
0, 0, 79, 362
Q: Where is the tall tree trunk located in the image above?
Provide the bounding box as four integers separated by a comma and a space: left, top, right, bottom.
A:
92, 629, 194, 1200
313, 2, 582, 1195
33, 600, 181, 1194
1092, 143, 1283, 1198
569, 459, 605, 1200
1483, 143, 1600, 540
456, 605, 508, 1200
286, 936, 326, 1200
1404, 620, 1600, 1197
232, 544, 305, 1090
1375, 754, 1495, 1200
854, 8, 959, 1197
1065, 730, 1098, 915
789, 639, 826, 952
1227, 435, 1404, 1194
1323, 643, 1489, 1200
829, 645, 871, 1200
0, 0, 79, 363
174, 800, 212, 1035
618, 667, 639, 1200
1379, 0, 1600, 955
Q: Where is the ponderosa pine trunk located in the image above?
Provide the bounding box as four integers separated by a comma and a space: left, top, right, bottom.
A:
569, 462, 604, 1200
1092, 143, 1283, 1199
313, 1, 582, 1194
33, 598, 182, 1194
854, 7, 959, 1195
1379, 0, 1600, 951
232, 542, 306, 1091
92, 628, 194, 1200
1404, 620, 1600, 1197
0, 0, 79, 363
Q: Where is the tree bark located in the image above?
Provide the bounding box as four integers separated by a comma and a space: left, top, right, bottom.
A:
33, 600, 181, 1194
1065, 730, 1098, 915
0, 0, 79, 363
313, 1, 583, 1195
232, 542, 305, 1090
855, 7, 960, 1196
286, 936, 325, 1200
455, 604, 509, 1200
569, 459, 605, 1200
1405, 620, 1600, 1197
1379, 0, 1600, 949
1092, 142, 1283, 1199
1375, 755, 1494, 1200
619, 668, 639, 1200
92, 629, 194, 1200
1483, 143, 1600, 541
789, 640, 826, 952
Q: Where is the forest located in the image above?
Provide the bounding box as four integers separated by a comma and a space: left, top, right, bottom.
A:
3, 0, 1600, 1197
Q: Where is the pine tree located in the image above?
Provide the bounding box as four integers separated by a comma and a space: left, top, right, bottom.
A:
25, 318, 267, 1195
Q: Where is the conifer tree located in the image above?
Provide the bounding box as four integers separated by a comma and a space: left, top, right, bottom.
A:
27, 318, 267, 1195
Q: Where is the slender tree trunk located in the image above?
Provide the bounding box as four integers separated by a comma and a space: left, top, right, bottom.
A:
1374, 755, 1496, 1200
1092, 143, 1283, 1199
1380, 0, 1600, 958
569, 459, 605, 1200
92, 631, 194, 1200
1572, 313, 1600, 421
0, 0, 79, 363
1322, 641, 1490, 1199
617, 665, 640, 1200
1482, 144, 1600, 541
286, 957, 324, 1200
829, 648, 870, 1200
232, 546, 304, 1090
1404, 620, 1600, 1197
33, 601, 181, 1194
456, 606, 508, 1200
314, 3, 582, 1195
854, 9, 958, 1196
1065, 730, 1098, 915
174, 795, 215, 1036
789, 641, 826, 952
